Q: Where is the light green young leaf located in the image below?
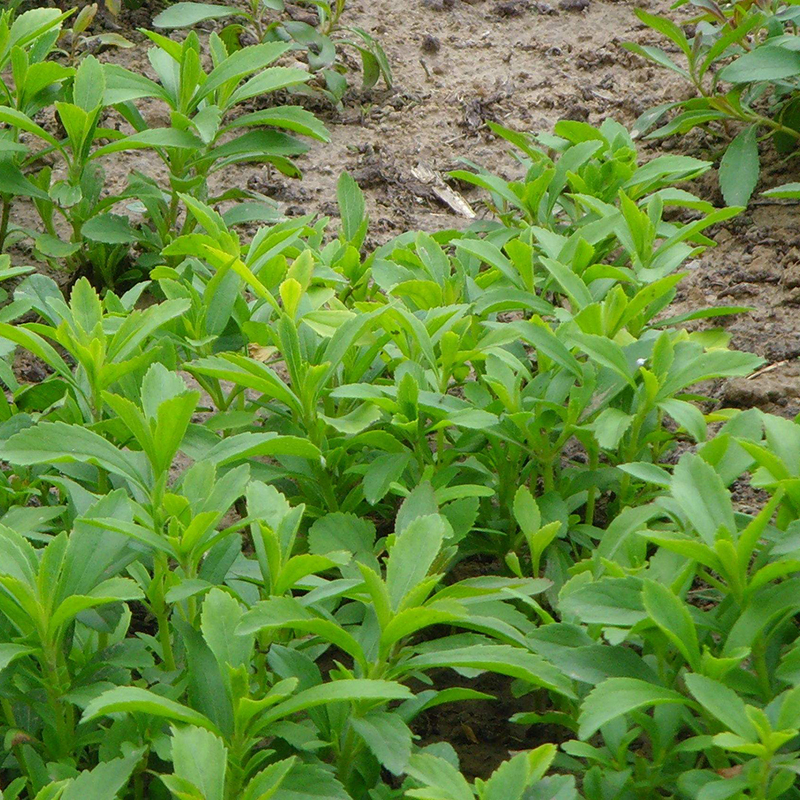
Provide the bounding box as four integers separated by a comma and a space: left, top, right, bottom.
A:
386, 515, 445, 610
578, 677, 688, 739
169, 725, 226, 800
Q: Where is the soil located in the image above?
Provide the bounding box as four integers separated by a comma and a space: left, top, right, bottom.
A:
9, 0, 800, 781
411, 670, 568, 779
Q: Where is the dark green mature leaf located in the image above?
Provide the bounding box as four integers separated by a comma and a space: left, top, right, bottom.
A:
720, 46, 800, 83
642, 580, 700, 670
560, 576, 646, 626
364, 452, 412, 505
719, 127, 759, 207
337, 171, 367, 244
82, 687, 220, 733
386, 515, 445, 610
61, 752, 142, 800
684, 673, 757, 740
257, 680, 413, 729
0, 422, 148, 490
402, 645, 575, 698
167, 725, 226, 800
670, 454, 736, 545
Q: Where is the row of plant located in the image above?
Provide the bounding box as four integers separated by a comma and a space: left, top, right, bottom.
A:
1, 3, 799, 799
0, 4, 388, 288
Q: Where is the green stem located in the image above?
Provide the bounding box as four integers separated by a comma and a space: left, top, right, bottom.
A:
585, 448, 599, 525
134, 771, 144, 800
42, 655, 72, 758
0, 194, 10, 252
154, 554, 177, 671
752, 634, 772, 702
618, 406, 649, 509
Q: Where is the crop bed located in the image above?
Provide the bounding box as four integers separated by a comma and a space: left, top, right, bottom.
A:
2, 0, 800, 798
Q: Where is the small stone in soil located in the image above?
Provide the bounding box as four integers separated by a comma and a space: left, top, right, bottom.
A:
421, 34, 441, 52
559, 0, 590, 10
494, 0, 532, 15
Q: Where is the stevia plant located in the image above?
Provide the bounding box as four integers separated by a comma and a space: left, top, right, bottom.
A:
0, 7, 73, 254
626, 3, 800, 206
0, 53, 204, 285
152, 0, 392, 108
0, 24, 328, 287
552, 447, 800, 798
0, 100, 783, 799
103, 28, 329, 233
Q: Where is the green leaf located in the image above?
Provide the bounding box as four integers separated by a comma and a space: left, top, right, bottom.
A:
257, 680, 413, 729
73, 55, 105, 112
168, 725, 226, 800
560, 576, 646, 626
386, 515, 445, 610
0, 105, 61, 149
82, 213, 138, 245
201, 588, 253, 670
228, 106, 330, 142
0, 643, 35, 673
351, 711, 412, 775
405, 753, 473, 800
540, 257, 593, 309
642, 580, 700, 670
61, 752, 141, 800
337, 172, 367, 244
763, 182, 800, 199
91, 128, 204, 159
0, 422, 148, 491
578, 678, 688, 739
634, 9, 692, 58
81, 687, 220, 733
308, 512, 379, 573
482, 746, 557, 800
153, 2, 239, 27
237, 597, 367, 669
454, 239, 521, 288
719, 127, 759, 207
658, 398, 706, 443
590, 408, 633, 450
719, 46, 800, 83
671, 454, 736, 545
198, 43, 292, 105
363, 452, 412, 505
514, 319, 583, 378
403, 645, 574, 698
684, 673, 757, 740
513, 486, 540, 538
569, 331, 634, 386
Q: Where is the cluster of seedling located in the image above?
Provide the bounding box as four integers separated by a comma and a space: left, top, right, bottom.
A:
1, 3, 800, 800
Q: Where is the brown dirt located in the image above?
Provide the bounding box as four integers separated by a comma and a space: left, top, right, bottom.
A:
411, 670, 567, 779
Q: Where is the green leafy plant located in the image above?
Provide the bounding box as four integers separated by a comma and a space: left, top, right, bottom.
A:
152, 1, 392, 107
625, 4, 800, 206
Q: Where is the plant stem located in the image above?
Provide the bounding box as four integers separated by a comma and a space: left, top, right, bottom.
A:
0, 195, 10, 252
